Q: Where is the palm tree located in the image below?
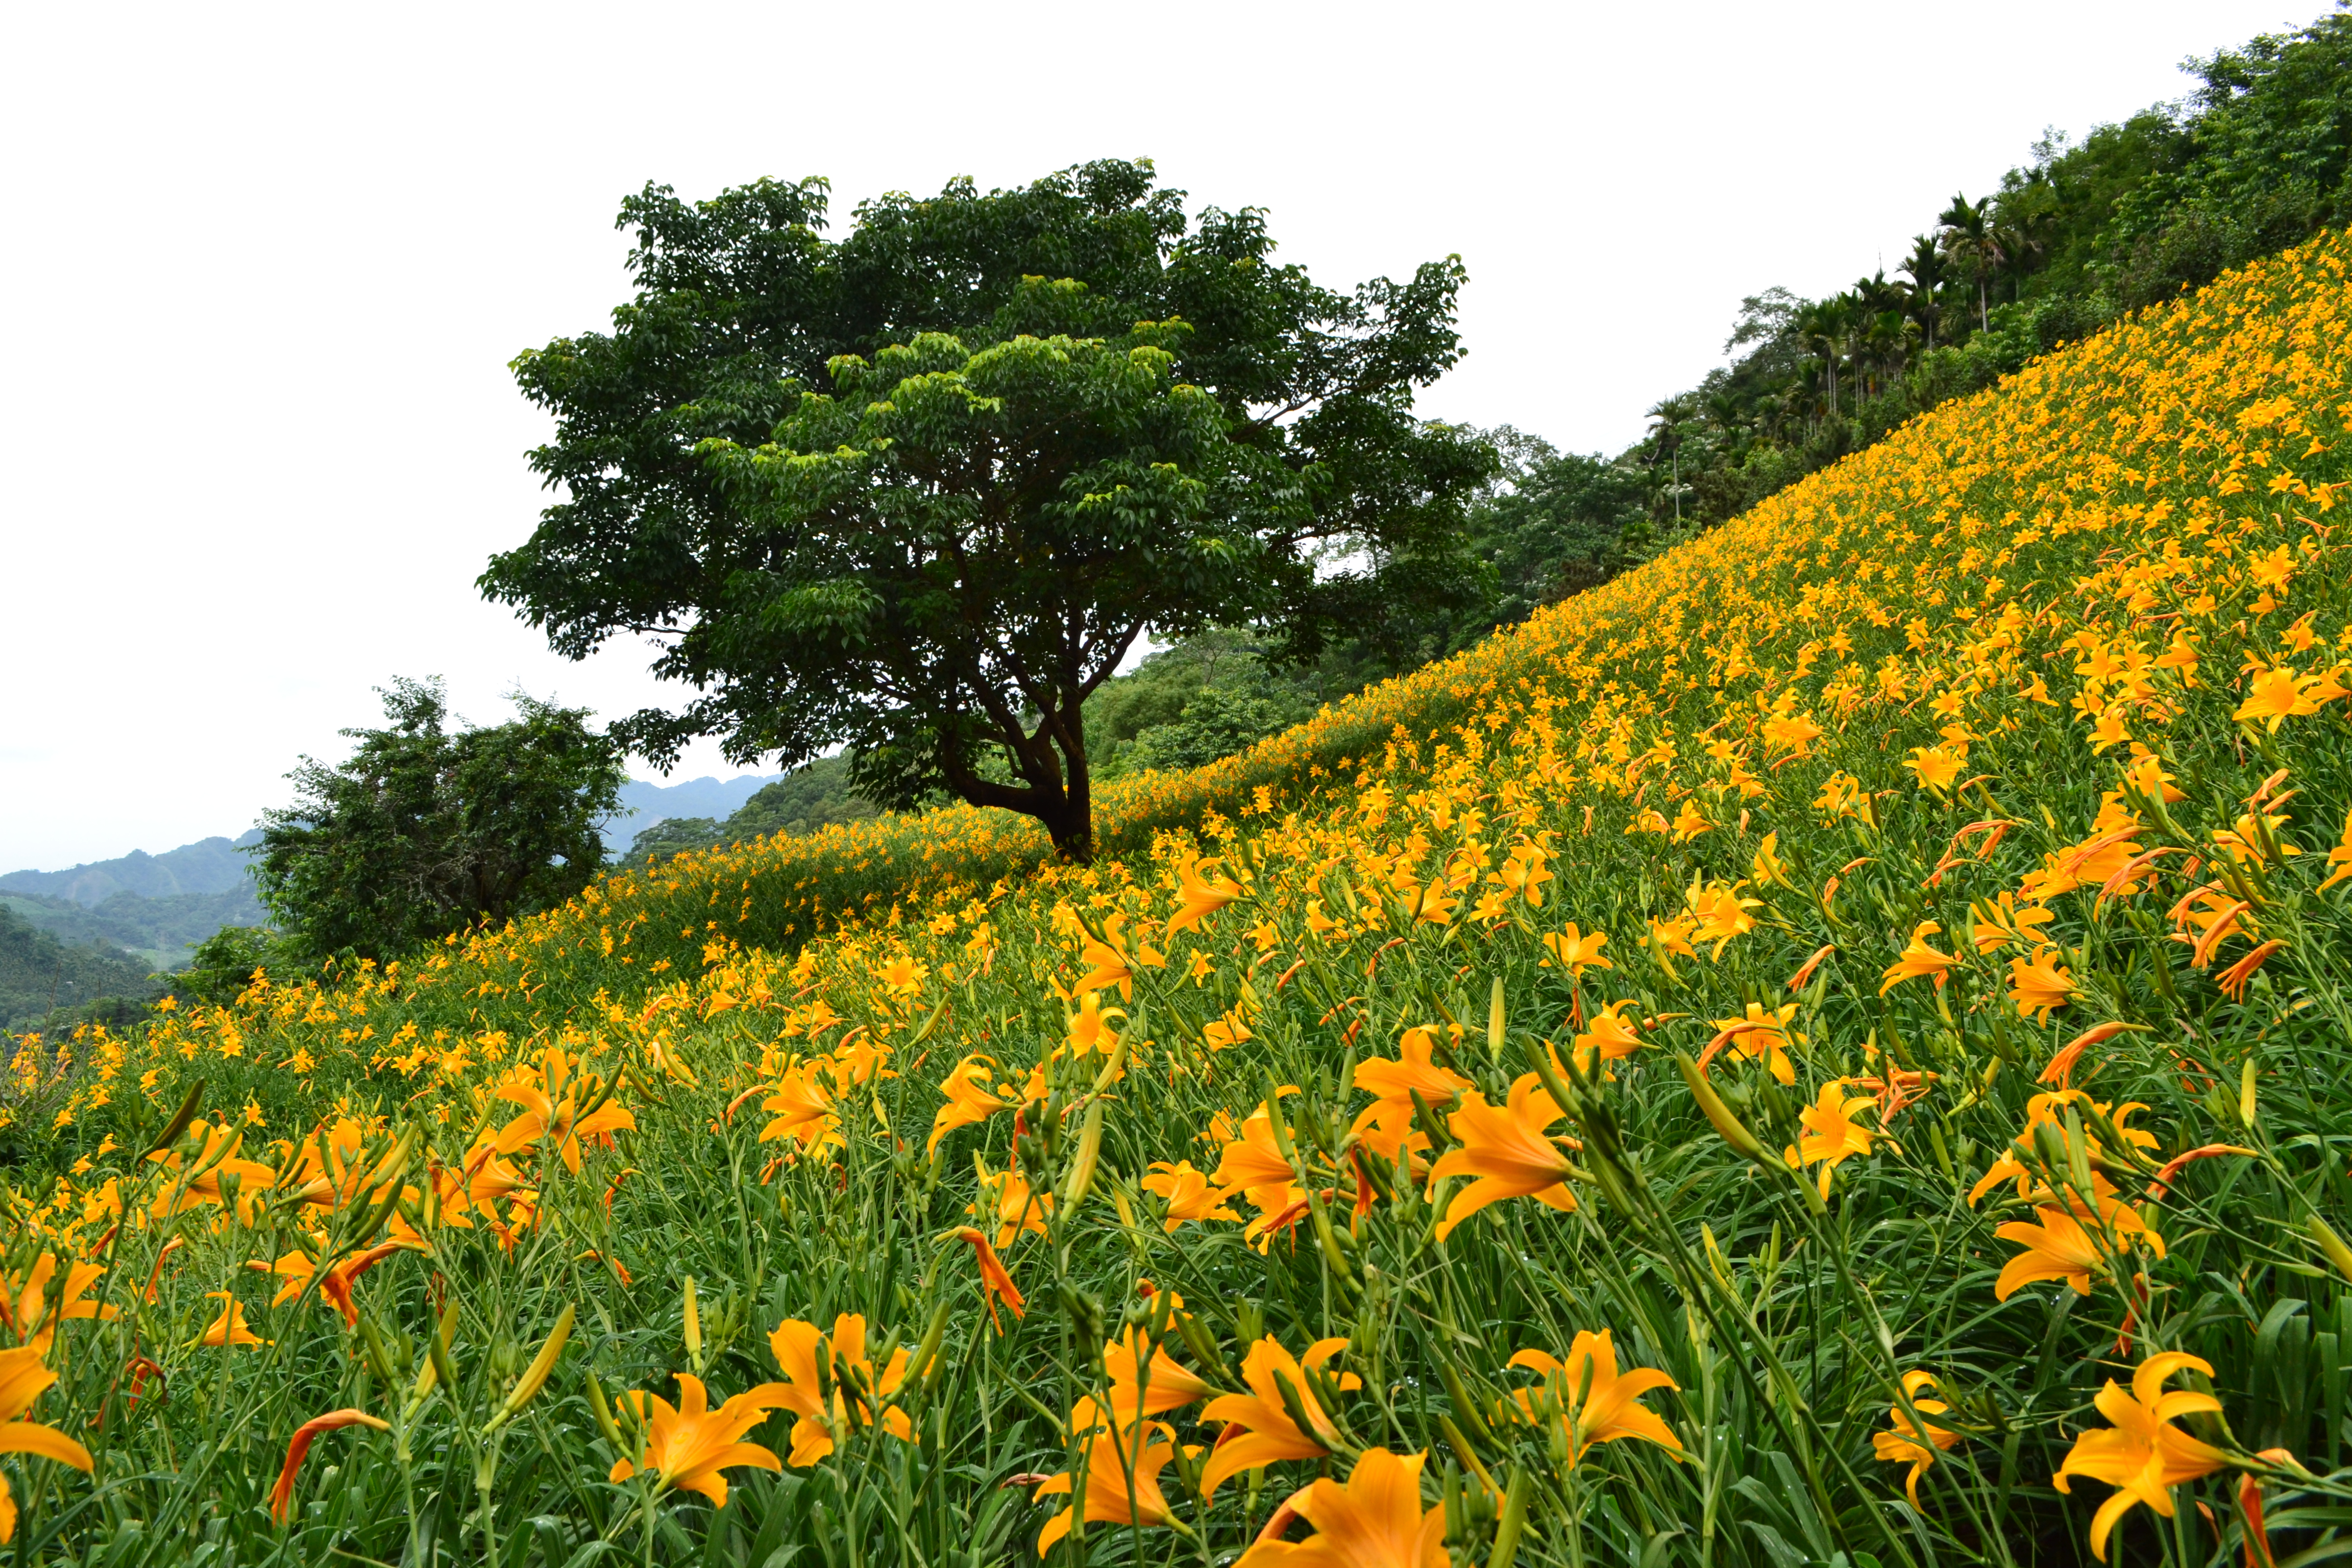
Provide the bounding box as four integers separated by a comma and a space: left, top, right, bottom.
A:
1938, 193, 1997, 335
1899, 235, 1945, 350
1992, 190, 2055, 304
1796, 298, 1849, 419
1646, 394, 1699, 526
1864, 310, 1918, 400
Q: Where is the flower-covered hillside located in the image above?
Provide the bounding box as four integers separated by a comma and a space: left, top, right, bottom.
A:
7, 228, 2352, 1567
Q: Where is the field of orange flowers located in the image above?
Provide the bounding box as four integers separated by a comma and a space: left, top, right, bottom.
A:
7, 227, 2352, 1568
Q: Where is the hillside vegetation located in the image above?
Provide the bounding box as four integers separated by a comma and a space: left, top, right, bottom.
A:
7, 229, 2352, 1567
0, 905, 160, 1032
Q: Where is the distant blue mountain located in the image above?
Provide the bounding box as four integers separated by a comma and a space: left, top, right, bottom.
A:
0, 829, 265, 907
602, 774, 782, 854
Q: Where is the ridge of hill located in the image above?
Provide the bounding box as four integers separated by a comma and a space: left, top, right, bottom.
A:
0, 886, 267, 973
605, 772, 784, 854
0, 830, 263, 905
0, 901, 162, 1030
12, 230, 2352, 1565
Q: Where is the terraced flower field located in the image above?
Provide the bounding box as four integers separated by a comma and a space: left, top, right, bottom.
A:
8, 228, 2352, 1568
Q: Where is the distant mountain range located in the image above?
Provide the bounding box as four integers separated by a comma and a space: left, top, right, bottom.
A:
606, 774, 781, 854
0, 830, 265, 905
0, 776, 779, 982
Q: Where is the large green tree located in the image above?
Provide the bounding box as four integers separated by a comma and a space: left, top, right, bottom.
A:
254, 679, 625, 964
482, 160, 1490, 860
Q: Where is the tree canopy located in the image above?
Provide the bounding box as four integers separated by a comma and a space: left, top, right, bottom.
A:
483, 160, 1491, 858
253, 679, 625, 964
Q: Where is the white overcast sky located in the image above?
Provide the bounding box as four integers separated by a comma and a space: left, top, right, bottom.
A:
0, 0, 2310, 871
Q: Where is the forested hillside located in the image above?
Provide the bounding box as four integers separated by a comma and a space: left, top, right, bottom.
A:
1434, 9, 2352, 664
0, 902, 161, 1031
0, 832, 259, 905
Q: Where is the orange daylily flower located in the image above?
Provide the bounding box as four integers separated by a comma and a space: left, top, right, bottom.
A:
950, 1227, 1025, 1330
492, 1050, 635, 1173
2007, 948, 2076, 1023
2051, 1353, 2233, 1560
1904, 745, 1965, 795
1199, 1336, 1360, 1498
2235, 664, 2344, 731
756, 1063, 844, 1153
1071, 1324, 1217, 1432
1032, 1419, 1185, 1554
1784, 1080, 1878, 1197
926, 1055, 1013, 1155
1064, 992, 1126, 1059
1489, 844, 1554, 909
3, 1254, 118, 1355
146, 1120, 278, 1221
1210, 1100, 1305, 1212
1350, 1028, 1472, 1132
1073, 913, 1165, 1000
1238, 1447, 1450, 1567
1704, 1001, 1800, 1084
608, 1374, 792, 1507
1429, 1074, 1579, 1242
192, 1291, 266, 1349
0, 1345, 94, 1542
875, 953, 927, 995
1571, 1000, 1645, 1075
1993, 1192, 2163, 1300
1141, 1161, 1241, 1230
1203, 1007, 1255, 1050
1684, 881, 1762, 956
1970, 892, 2055, 954
2319, 806, 2352, 892
1969, 1092, 2159, 1205
766, 1314, 917, 1465
1504, 1328, 1681, 1465
1880, 922, 1957, 994
1647, 916, 1699, 964
1873, 1371, 1962, 1509
968, 1157, 1052, 1249
1166, 853, 1244, 935
2217, 939, 2286, 1000
2172, 886, 2256, 966
1539, 923, 1611, 977
269, 1408, 389, 1524
255, 1240, 421, 1327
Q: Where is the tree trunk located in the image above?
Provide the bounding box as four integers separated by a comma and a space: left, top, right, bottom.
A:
941, 700, 1097, 863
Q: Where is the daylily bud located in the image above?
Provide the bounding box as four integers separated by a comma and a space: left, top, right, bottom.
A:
484, 1303, 574, 1433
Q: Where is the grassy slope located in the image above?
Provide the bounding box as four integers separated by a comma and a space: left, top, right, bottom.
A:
9, 230, 2352, 1566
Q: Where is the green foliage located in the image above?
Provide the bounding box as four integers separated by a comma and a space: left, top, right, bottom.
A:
1082, 629, 1321, 779
2107, 14, 2352, 304
172, 924, 286, 1006
1619, 7, 2352, 544
724, 755, 878, 839
624, 815, 725, 861
1121, 676, 1309, 773
625, 756, 885, 862
0, 900, 160, 1030
253, 678, 625, 965
0, 885, 268, 973
485, 159, 1492, 859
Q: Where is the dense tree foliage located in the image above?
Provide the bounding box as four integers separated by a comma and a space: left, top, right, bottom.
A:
0, 902, 160, 1032
626, 755, 880, 861
253, 679, 625, 964
485, 160, 1491, 859
1621, 8, 2352, 540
